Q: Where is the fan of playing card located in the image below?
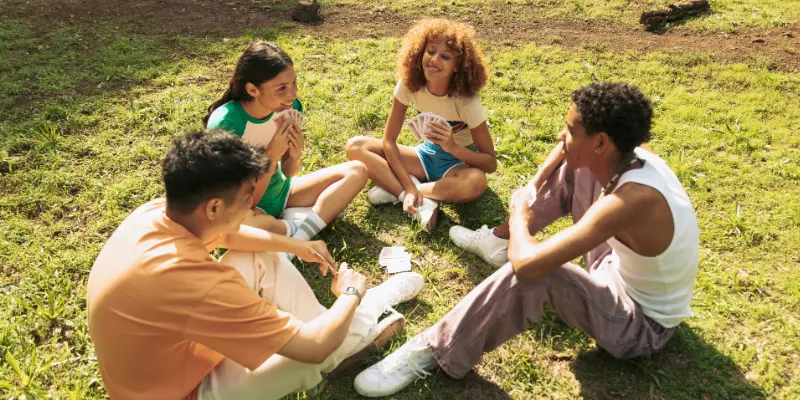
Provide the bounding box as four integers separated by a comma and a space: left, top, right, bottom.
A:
277, 109, 304, 127
406, 112, 448, 142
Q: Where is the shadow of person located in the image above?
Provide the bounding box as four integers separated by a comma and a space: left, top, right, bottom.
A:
294, 216, 395, 306
568, 323, 767, 399
444, 186, 508, 230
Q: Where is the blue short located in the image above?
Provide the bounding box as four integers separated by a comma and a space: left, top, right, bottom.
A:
415, 141, 478, 181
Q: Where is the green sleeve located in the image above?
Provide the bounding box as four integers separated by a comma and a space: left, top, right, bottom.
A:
292, 99, 304, 114
206, 103, 247, 137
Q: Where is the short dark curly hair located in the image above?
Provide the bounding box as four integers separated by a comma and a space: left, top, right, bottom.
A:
571, 82, 653, 154
162, 129, 270, 214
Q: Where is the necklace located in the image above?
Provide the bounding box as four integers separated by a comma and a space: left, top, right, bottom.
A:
601, 156, 642, 196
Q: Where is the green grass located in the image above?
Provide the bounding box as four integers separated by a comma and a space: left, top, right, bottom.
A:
321, 0, 800, 32
1, 2, 799, 399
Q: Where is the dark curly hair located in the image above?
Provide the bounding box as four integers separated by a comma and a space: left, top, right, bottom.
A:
397, 19, 488, 98
162, 129, 270, 214
571, 82, 653, 154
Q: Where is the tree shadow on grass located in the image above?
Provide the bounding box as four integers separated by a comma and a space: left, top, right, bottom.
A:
568, 324, 766, 399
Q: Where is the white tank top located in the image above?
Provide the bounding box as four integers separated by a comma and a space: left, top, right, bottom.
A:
608, 147, 699, 328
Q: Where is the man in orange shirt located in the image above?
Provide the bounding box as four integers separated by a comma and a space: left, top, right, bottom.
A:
87, 130, 424, 400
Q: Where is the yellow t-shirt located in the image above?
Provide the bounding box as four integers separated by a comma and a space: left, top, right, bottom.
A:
394, 79, 487, 147
87, 199, 301, 400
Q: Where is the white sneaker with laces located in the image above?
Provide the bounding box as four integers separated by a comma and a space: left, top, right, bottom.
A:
354, 335, 437, 397
449, 225, 509, 267
368, 186, 399, 205
367, 272, 424, 308
413, 198, 439, 233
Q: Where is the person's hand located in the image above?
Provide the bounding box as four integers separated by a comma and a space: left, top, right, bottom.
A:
296, 240, 337, 277
330, 263, 367, 300
425, 121, 457, 153
402, 186, 424, 214
287, 123, 304, 160
510, 185, 535, 224
266, 118, 292, 161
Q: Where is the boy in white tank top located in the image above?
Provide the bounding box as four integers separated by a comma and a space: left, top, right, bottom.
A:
353, 83, 699, 397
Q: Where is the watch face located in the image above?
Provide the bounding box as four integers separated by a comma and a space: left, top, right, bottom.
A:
346, 287, 355, 295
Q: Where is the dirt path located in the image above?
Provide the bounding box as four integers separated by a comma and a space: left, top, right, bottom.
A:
4, 0, 799, 71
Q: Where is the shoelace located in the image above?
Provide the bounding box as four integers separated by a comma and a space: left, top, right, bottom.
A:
467, 225, 490, 250
378, 344, 433, 379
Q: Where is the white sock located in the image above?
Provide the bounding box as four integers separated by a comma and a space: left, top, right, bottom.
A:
291, 211, 327, 241
281, 220, 299, 236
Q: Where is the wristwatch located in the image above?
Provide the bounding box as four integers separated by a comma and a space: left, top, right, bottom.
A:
343, 286, 362, 302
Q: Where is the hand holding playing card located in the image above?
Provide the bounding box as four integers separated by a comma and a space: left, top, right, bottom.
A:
425, 120, 456, 153
406, 112, 448, 143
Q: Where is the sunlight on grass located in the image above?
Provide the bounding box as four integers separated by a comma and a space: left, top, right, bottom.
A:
1, 6, 799, 398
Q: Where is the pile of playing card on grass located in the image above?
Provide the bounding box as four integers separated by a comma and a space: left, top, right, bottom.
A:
379, 247, 412, 274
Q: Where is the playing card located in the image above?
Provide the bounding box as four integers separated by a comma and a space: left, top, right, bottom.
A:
386, 254, 412, 274
407, 118, 423, 142
380, 246, 406, 259
286, 110, 303, 127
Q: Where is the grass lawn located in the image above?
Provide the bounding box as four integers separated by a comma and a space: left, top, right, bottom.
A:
1, 0, 799, 398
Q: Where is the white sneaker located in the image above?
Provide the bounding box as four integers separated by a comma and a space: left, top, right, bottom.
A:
354, 335, 437, 397
449, 225, 509, 267
368, 186, 399, 205
412, 198, 439, 233
369, 272, 424, 308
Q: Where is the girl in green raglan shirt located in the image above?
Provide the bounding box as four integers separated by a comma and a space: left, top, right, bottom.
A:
204, 40, 368, 241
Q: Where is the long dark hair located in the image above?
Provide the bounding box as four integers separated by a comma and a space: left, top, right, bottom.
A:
202, 40, 294, 126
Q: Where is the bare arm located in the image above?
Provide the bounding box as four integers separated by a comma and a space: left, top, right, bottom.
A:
507, 185, 643, 280
445, 122, 497, 173
281, 152, 302, 178
277, 267, 367, 364
281, 124, 304, 178
219, 225, 337, 276
382, 98, 417, 193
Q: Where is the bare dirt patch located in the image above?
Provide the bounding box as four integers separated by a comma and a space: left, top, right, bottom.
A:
3, 0, 798, 71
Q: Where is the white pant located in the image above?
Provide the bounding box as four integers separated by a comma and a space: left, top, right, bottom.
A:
198, 251, 388, 400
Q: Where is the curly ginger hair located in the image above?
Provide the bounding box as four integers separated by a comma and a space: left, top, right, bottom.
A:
397, 19, 488, 98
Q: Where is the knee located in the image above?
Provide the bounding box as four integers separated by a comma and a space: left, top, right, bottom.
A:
346, 160, 369, 184
345, 136, 370, 160
458, 171, 487, 202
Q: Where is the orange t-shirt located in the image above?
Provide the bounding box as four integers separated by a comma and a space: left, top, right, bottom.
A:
87, 199, 302, 400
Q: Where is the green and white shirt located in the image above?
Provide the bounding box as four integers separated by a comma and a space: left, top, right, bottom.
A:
206, 99, 304, 217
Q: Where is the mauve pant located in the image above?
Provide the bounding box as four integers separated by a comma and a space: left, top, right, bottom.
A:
422, 163, 675, 378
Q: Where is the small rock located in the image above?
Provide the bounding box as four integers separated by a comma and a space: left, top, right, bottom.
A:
752, 38, 765, 44
783, 32, 795, 38
494, 71, 504, 77
292, 0, 321, 23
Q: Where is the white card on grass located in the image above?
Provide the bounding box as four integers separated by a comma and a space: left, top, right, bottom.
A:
386, 255, 412, 274
380, 246, 406, 259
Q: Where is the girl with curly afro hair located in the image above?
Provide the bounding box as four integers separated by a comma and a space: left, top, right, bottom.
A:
346, 19, 496, 233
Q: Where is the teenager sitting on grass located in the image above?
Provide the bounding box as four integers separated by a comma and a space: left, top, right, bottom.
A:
205, 40, 367, 242
353, 82, 699, 397
87, 130, 424, 400
346, 19, 497, 232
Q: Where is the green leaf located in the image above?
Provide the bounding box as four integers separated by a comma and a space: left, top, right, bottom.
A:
6, 352, 30, 386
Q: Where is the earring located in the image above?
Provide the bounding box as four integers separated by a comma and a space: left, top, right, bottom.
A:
595, 148, 601, 154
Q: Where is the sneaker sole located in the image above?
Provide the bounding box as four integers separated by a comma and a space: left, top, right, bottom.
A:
421, 206, 439, 233
328, 312, 406, 378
